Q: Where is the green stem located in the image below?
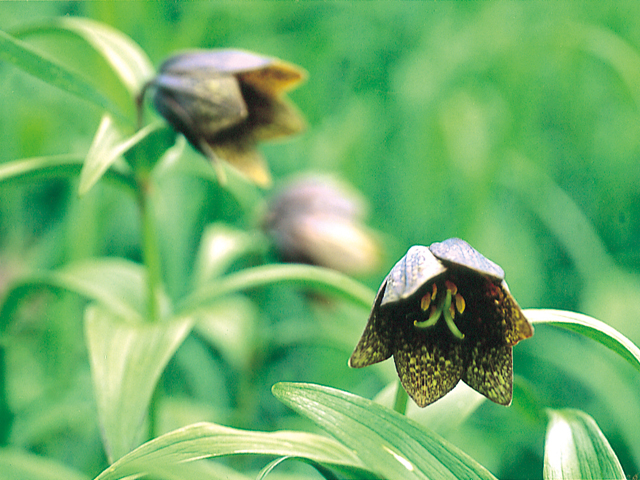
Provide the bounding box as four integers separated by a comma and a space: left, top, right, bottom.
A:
393, 381, 409, 415
138, 182, 162, 322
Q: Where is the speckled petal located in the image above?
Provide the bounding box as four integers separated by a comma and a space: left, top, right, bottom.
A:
393, 325, 464, 407
462, 340, 513, 406
499, 281, 534, 346
430, 238, 504, 281
349, 281, 394, 368
381, 246, 446, 306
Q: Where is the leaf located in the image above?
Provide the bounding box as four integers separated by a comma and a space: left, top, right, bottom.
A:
272, 382, 498, 480
93, 422, 366, 480
178, 263, 375, 316
0, 28, 121, 116
85, 305, 194, 463
53, 17, 154, 97
79, 115, 166, 195
544, 409, 625, 480
524, 309, 640, 377
0, 448, 89, 480
1, 259, 148, 331
0, 154, 136, 192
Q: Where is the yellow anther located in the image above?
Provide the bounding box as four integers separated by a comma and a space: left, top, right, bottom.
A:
455, 293, 466, 314
420, 294, 431, 311
444, 280, 457, 295
431, 283, 438, 301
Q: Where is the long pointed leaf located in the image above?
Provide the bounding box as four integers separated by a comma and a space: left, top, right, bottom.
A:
93, 422, 366, 480
272, 382, 498, 480
525, 309, 640, 376
79, 115, 165, 195
0, 28, 121, 116
544, 409, 625, 480
53, 17, 154, 96
0, 154, 136, 192
85, 305, 193, 462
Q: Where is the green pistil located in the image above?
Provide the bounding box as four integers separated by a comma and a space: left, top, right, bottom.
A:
414, 287, 465, 340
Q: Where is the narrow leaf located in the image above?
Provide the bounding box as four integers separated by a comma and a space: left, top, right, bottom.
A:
525, 309, 640, 376
0, 28, 121, 115
544, 409, 625, 480
0, 448, 89, 480
85, 305, 193, 462
0, 259, 148, 331
179, 264, 375, 316
272, 382, 498, 480
53, 17, 154, 96
93, 422, 366, 480
0, 154, 136, 192
79, 115, 164, 195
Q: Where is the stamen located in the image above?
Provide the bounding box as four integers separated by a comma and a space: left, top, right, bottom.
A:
415, 295, 444, 329
420, 294, 431, 311
455, 293, 466, 314
431, 283, 438, 301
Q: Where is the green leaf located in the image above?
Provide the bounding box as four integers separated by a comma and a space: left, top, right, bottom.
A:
52, 17, 154, 97
0, 154, 136, 192
0, 28, 121, 116
544, 409, 625, 480
178, 263, 375, 316
79, 115, 166, 195
85, 305, 194, 463
525, 309, 640, 377
0, 259, 148, 330
0, 448, 89, 480
93, 422, 366, 480
272, 382, 498, 480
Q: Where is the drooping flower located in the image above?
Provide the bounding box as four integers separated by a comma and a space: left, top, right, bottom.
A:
349, 238, 533, 407
139, 49, 306, 186
262, 175, 381, 275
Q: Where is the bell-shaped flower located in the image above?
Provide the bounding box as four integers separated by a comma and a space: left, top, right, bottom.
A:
140, 49, 306, 186
262, 175, 381, 275
349, 238, 533, 407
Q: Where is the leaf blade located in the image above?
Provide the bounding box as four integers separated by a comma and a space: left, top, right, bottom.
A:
85, 305, 193, 463
93, 422, 366, 480
544, 409, 625, 480
272, 382, 498, 480
524, 309, 640, 376
0, 28, 122, 116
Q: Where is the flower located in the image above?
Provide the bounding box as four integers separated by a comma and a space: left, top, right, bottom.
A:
262, 175, 381, 275
140, 49, 306, 186
349, 238, 533, 407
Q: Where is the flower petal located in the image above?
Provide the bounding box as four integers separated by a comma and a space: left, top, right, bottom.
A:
430, 238, 504, 281
393, 323, 464, 407
499, 281, 534, 345
462, 341, 513, 406
349, 281, 395, 368
381, 246, 447, 306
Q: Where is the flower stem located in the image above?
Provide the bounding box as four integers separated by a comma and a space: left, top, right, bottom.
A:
138, 181, 162, 322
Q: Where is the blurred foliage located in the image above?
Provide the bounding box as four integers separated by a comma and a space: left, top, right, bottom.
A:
1, 2, 640, 479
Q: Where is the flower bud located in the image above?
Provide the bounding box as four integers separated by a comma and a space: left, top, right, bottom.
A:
140, 49, 306, 186
263, 175, 381, 275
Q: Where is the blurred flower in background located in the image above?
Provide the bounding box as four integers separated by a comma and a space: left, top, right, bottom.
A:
262, 174, 382, 276
140, 49, 307, 186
